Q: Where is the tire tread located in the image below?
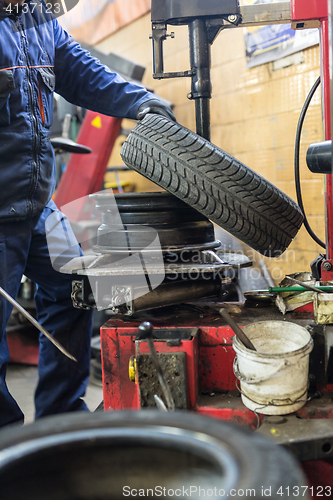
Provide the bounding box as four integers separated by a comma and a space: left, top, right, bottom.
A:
121, 115, 304, 256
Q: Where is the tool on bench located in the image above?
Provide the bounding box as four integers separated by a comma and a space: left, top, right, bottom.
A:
245, 285, 333, 295
153, 395, 168, 412
219, 308, 256, 351
284, 276, 326, 293
0, 287, 77, 362
269, 286, 333, 293
136, 321, 175, 411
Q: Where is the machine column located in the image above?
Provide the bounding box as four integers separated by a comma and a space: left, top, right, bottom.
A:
189, 19, 212, 141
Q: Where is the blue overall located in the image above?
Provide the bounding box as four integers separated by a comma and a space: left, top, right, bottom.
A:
0, 0, 154, 426
0, 201, 93, 426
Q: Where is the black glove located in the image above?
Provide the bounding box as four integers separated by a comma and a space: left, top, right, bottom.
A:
136, 99, 177, 122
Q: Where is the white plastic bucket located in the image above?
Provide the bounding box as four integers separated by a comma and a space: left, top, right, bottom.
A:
233, 321, 313, 415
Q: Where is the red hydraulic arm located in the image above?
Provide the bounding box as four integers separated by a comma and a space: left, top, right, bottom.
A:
53, 111, 122, 222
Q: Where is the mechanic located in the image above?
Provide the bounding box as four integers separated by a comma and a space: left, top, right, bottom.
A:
0, 0, 176, 427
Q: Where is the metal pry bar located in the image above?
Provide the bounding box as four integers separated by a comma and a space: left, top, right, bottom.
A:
137, 321, 175, 411
0, 286, 77, 362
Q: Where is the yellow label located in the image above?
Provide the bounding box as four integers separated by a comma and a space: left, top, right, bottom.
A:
91, 116, 102, 129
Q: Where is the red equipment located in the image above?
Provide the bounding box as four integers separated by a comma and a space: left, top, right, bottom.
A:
54, 111, 122, 221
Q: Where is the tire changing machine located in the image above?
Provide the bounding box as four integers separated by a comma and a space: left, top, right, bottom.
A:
61, 1, 333, 495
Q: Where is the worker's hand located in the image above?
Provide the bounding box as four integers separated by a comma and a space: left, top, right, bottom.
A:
136, 99, 177, 122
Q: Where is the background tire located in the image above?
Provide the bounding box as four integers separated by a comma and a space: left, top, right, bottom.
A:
121, 114, 304, 257
0, 411, 309, 499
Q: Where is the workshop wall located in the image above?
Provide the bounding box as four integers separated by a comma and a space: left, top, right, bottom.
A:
93, 14, 324, 282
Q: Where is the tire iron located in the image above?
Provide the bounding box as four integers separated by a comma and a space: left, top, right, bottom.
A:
0, 286, 77, 362
137, 321, 175, 411
269, 286, 333, 293
284, 276, 325, 293
220, 308, 256, 351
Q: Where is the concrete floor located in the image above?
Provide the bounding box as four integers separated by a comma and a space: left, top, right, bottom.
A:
7, 363, 103, 424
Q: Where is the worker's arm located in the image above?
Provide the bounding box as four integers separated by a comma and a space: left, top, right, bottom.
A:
53, 18, 155, 120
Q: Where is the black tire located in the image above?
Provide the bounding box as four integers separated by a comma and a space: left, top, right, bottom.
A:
120, 115, 304, 257
0, 411, 309, 500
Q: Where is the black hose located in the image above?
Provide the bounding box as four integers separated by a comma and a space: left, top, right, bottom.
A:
294, 76, 325, 248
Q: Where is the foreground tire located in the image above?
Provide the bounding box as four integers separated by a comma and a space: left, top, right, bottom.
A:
121, 115, 303, 257
0, 411, 308, 499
